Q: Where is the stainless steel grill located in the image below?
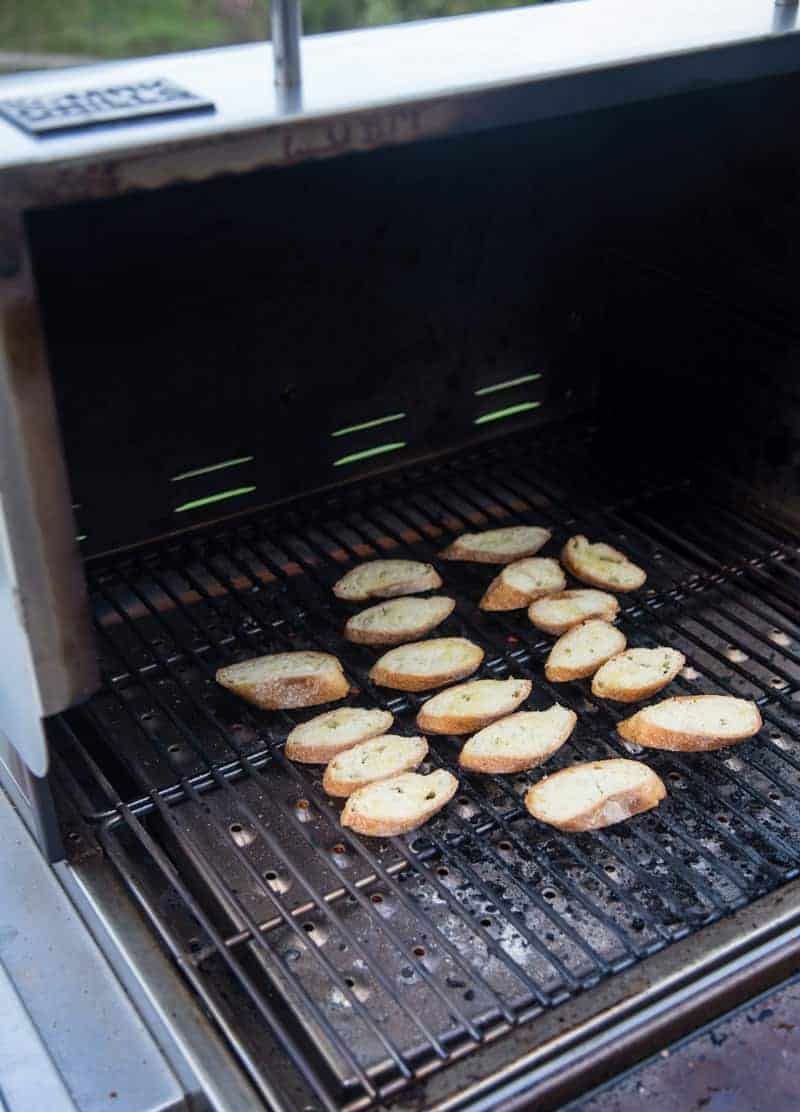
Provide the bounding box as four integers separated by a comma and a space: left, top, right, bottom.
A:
54, 427, 800, 1112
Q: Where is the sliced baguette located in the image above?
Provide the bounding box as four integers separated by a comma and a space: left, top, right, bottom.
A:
341, 770, 458, 836
618, 695, 762, 752
323, 734, 428, 797
333, 559, 442, 602
528, 590, 620, 635
285, 707, 394, 763
216, 651, 349, 710
370, 637, 484, 692
545, 620, 627, 682
416, 677, 532, 735
561, 535, 646, 592
592, 647, 686, 703
345, 595, 456, 647
480, 557, 566, 612
440, 525, 551, 564
525, 759, 666, 831
460, 705, 576, 774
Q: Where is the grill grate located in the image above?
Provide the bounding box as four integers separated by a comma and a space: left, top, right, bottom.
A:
58, 427, 800, 1112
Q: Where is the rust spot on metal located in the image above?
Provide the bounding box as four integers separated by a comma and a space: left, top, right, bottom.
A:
282, 561, 303, 577
353, 543, 376, 559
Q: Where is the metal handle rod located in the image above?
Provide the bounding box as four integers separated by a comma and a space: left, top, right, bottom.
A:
272, 0, 303, 89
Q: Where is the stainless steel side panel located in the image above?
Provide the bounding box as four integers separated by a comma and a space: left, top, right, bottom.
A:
0, 211, 98, 776
0, 790, 184, 1112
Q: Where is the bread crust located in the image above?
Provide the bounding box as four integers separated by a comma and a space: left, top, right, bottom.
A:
216, 652, 349, 710
618, 696, 762, 751
344, 596, 456, 646
341, 770, 458, 836
545, 620, 627, 682
480, 558, 566, 612
369, 638, 484, 692
323, 735, 428, 797
591, 648, 685, 703
333, 560, 442, 602
525, 759, 666, 831
561, 535, 646, 593
459, 706, 576, 774
439, 525, 551, 564
416, 678, 532, 735
285, 707, 394, 763
527, 590, 620, 635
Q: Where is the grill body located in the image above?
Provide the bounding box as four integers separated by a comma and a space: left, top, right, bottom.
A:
1, 7, 800, 1110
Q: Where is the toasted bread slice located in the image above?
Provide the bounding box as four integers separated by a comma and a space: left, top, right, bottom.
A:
285, 707, 394, 763
480, 557, 566, 612
323, 735, 429, 797
525, 759, 666, 831
416, 677, 532, 735
460, 705, 576, 774
341, 770, 458, 836
618, 695, 762, 751
561, 535, 646, 592
528, 590, 620, 635
592, 647, 685, 703
440, 525, 551, 564
333, 559, 442, 602
217, 651, 349, 710
345, 595, 456, 647
370, 638, 484, 692
545, 620, 627, 682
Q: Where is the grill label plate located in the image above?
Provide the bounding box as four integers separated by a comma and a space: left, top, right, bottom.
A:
0, 79, 214, 136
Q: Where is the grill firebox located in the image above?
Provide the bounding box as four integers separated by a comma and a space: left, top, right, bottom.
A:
55, 426, 800, 1112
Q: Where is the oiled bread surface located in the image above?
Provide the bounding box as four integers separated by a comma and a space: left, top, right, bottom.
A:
417, 677, 532, 735
370, 637, 484, 692
561, 535, 646, 592
618, 695, 762, 751
545, 620, 627, 682
217, 651, 348, 710
345, 596, 455, 646
440, 525, 551, 564
528, 590, 619, 635
333, 559, 442, 601
285, 707, 394, 763
592, 647, 685, 703
525, 759, 666, 831
460, 705, 576, 773
323, 735, 428, 797
480, 557, 566, 611
341, 770, 458, 836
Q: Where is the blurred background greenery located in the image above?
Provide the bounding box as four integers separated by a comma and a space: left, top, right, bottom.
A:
2, 0, 542, 64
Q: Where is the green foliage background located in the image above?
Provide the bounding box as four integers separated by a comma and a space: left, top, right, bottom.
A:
2, 0, 539, 59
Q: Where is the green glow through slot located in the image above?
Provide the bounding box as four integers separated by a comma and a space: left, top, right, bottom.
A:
474, 373, 542, 396
334, 442, 407, 467
474, 401, 542, 426
331, 413, 406, 438
76, 534, 87, 542
175, 486, 257, 513
171, 456, 254, 482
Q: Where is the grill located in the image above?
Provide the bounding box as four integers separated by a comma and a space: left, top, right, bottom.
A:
53, 425, 800, 1112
